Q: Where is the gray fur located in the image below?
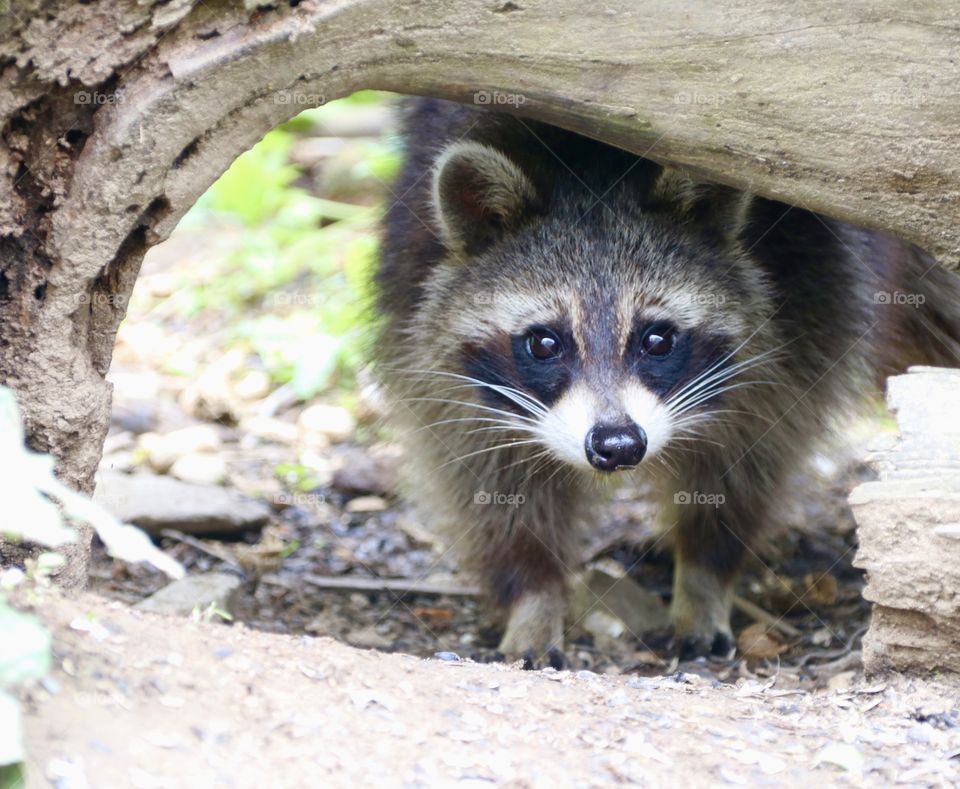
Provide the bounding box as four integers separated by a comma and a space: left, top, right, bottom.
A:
375, 98, 960, 659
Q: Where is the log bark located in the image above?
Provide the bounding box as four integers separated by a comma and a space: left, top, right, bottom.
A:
851, 367, 960, 674
1, 1, 959, 586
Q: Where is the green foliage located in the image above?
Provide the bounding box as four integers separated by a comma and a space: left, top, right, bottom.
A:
274, 462, 324, 493
0, 386, 184, 775
165, 92, 397, 400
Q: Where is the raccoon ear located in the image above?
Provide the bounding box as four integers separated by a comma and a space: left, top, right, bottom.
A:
431, 141, 539, 256
652, 169, 751, 247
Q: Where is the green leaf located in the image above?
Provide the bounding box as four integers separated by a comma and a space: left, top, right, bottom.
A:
0, 604, 50, 687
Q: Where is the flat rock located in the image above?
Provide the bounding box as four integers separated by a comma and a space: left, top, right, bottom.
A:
569, 564, 669, 642
135, 571, 243, 616
332, 446, 399, 495
94, 471, 270, 536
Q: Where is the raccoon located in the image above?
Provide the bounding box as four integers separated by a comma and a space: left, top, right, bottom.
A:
375, 97, 960, 661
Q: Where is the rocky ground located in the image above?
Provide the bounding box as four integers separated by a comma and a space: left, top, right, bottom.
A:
18, 591, 960, 787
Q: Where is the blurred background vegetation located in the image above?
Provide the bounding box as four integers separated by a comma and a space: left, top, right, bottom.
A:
125, 90, 400, 404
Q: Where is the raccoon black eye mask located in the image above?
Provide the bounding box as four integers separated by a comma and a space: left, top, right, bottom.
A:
375, 97, 960, 663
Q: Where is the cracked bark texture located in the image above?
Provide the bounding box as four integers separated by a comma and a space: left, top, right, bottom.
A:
1, 0, 959, 588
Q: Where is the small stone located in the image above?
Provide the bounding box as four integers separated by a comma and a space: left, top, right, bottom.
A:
434, 651, 461, 662
345, 626, 393, 650
233, 369, 271, 401
331, 447, 399, 495
298, 403, 356, 444
139, 425, 222, 473
240, 415, 298, 445
135, 572, 242, 617
178, 350, 246, 422
100, 451, 136, 474
345, 495, 387, 513
569, 567, 669, 640
168, 452, 228, 485
827, 670, 857, 692
111, 400, 160, 434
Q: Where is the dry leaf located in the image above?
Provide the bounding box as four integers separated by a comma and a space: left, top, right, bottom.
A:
802, 573, 838, 605
737, 623, 789, 660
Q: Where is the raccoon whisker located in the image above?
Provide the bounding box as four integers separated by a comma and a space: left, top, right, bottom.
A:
667, 379, 782, 417
407, 416, 539, 435
671, 407, 777, 429
400, 397, 541, 425
400, 369, 548, 417
436, 439, 545, 470
540, 455, 575, 487
500, 448, 557, 479
669, 430, 725, 448
423, 379, 549, 419
664, 349, 785, 414
652, 451, 682, 479
524, 452, 564, 484
465, 424, 540, 437
662, 334, 795, 410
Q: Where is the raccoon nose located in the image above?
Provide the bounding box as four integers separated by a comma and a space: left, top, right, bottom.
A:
585, 423, 647, 471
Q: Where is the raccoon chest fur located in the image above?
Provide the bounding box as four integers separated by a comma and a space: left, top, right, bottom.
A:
375, 97, 960, 661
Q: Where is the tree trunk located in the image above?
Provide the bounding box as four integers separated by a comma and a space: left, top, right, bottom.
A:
2, 0, 959, 587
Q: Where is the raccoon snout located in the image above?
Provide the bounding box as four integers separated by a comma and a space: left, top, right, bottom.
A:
585, 422, 647, 471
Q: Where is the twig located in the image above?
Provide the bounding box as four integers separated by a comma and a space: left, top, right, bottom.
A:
297, 572, 482, 598
160, 529, 244, 573
733, 595, 802, 638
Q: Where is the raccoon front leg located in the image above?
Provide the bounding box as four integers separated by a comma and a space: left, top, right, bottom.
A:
466, 469, 584, 663
665, 455, 777, 658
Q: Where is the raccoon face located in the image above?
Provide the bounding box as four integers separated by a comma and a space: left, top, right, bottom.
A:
424, 141, 758, 473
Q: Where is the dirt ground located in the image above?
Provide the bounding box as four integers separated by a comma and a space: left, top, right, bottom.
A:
18, 591, 960, 787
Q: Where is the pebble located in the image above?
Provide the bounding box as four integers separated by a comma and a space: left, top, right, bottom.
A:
168, 452, 228, 485
233, 369, 271, 401
139, 425, 222, 473
298, 403, 357, 444
345, 626, 393, 650
331, 446, 398, 495
346, 495, 388, 513
240, 415, 298, 446
434, 651, 461, 662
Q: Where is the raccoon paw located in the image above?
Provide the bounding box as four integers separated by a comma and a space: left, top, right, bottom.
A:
497, 589, 566, 666
672, 630, 735, 661
515, 647, 566, 671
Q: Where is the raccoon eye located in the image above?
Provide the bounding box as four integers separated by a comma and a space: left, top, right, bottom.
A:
525, 326, 563, 361
641, 323, 677, 357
